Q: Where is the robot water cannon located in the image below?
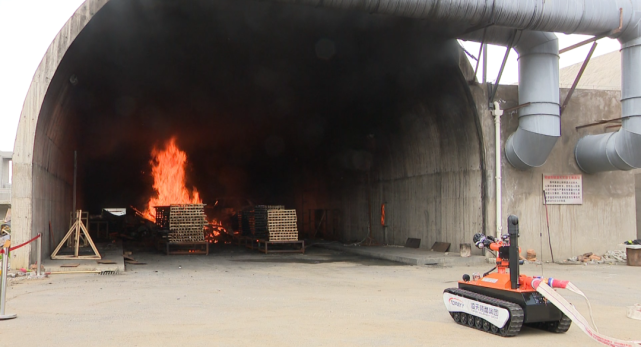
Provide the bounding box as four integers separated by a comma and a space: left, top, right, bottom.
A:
443, 215, 571, 337
471, 216, 523, 289
445, 216, 641, 344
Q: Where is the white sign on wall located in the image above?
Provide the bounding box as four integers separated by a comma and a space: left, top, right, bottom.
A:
543, 174, 582, 205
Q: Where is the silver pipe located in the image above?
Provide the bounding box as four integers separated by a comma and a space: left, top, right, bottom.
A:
493, 102, 503, 238
1, 247, 7, 314
36, 233, 41, 277
275, 0, 631, 37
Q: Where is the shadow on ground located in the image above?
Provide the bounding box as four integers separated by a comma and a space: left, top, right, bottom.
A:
123, 241, 406, 267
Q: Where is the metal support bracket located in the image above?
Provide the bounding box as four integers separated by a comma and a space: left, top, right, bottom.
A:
488, 30, 518, 107
559, 8, 621, 54
502, 102, 531, 114
575, 117, 622, 130
560, 41, 598, 116
471, 27, 488, 83
462, 22, 495, 35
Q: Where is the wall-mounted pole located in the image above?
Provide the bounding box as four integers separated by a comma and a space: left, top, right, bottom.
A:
493, 102, 503, 239
36, 233, 41, 277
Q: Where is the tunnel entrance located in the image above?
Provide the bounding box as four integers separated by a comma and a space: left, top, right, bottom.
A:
29, 0, 484, 258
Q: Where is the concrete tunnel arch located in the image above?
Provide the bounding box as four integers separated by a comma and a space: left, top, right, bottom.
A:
12, 0, 486, 268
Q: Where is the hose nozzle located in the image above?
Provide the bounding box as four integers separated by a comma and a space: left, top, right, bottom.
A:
473, 233, 495, 249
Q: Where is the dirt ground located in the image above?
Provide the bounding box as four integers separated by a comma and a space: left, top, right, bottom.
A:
1, 246, 640, 346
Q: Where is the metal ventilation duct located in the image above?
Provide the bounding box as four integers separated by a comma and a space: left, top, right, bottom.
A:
505, 31, 559, 170
575, 35, 641, 173
275, 0, 630, 35
276, 0, 641, 172
462, 28, 560, 170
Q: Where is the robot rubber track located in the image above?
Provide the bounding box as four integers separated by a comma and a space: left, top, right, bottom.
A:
444, 288, 524, 337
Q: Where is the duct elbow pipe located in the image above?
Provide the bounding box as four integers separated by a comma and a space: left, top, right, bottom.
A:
459, 29, 560, 170
505, 31, 560, 170
575, 34, 641, 173
574, 126, 641, 173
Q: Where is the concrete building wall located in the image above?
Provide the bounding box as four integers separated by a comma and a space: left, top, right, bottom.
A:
0, 151, 11, 186
472, 84, 635, 261
0, 152, 12, 216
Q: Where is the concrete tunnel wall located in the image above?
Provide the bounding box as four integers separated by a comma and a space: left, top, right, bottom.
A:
11, 0, 485, 268
12, 1, 109, 269
320, 56, 485, 249
11, 0, 637, 269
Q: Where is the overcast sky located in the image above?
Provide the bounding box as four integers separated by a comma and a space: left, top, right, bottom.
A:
0, 0, 622, 152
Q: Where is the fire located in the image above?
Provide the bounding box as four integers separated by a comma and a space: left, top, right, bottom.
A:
143, 137, 201, 220
142, 137, 228, 243
204, 219, 224, 243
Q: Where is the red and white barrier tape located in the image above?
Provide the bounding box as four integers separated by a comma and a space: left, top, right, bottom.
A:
535, 281, 641, 347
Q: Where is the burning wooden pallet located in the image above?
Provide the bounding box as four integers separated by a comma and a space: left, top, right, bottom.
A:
155, 204, 206, 242
155, 206, 170, 229
169, 204, 206, 242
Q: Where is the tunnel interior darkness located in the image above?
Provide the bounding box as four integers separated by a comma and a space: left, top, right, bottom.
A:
34, 0, 483, 245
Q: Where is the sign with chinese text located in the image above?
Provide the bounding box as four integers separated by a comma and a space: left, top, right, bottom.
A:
543, 174, 582, 205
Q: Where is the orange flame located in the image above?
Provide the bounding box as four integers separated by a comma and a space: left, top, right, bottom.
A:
143, 137, 201, 220
204, 222, 223, 243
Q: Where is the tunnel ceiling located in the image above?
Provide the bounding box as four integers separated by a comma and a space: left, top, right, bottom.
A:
43, 0, 470, 213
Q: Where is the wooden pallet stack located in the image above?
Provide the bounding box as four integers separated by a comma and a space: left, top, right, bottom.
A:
267, 209, 298, 241
167, 204, 206, 242
239, 208, 253, 236
254, 205, 285, 239
154, 206, 170, 229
